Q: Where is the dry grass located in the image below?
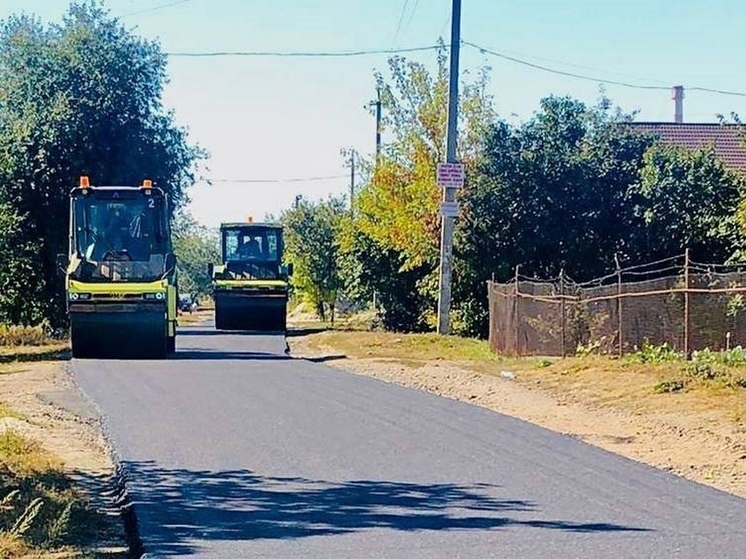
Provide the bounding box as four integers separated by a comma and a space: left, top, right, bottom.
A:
177, 309, 213, 325
292, 326, 746, 433
0, 384, 126, 559
289, 327, 496, 362
0, 426, 121, 558
0, 324, 57, 347
0, 402, 25, 421
0, 345, 70, 367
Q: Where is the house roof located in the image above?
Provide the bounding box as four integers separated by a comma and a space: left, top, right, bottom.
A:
626, 122, 746, 172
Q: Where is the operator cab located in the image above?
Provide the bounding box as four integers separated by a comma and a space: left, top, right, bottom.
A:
64, 178, 175, 282
217, 221, 290, 280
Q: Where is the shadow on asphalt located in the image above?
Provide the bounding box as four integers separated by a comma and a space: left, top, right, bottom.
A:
0, 347, 71, 364
170, 349, 348, 364
285, 327, 329, 338
171, 350, 290, 361
177, 328, 286, 337
121, 460, 650, 556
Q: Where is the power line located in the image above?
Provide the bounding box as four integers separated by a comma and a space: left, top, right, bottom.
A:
475, 45, 671, 86
400, 0, 421, 42
120, 0, 192, 17
165, 44, 442, 58
392, 0, 411, 47
464, 41, 669, 91
204, 174, 348, 184
464, 40, 746, 98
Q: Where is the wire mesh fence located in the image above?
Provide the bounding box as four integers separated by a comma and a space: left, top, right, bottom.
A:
487, 250, 746, 357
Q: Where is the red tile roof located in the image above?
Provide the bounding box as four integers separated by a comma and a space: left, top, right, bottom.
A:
626, 123, 746, 172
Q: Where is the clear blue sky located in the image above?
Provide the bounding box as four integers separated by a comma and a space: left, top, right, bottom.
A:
3, 0, 745, 227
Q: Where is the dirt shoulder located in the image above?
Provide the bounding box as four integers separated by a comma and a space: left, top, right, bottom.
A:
288, 326, 746, 499
0, 356, 128, 557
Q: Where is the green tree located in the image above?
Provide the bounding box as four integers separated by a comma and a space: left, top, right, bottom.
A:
347, 44, 496, 330
454, 95, 746, 337
454, 96, 654, 336
630, 143, 745, 264
281, 196, 346, 322
172, 210, 220, 302
0, 1, 205, 326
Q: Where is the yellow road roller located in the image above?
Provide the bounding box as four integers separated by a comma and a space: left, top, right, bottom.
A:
209, 219, 292, 331
60, 176, 178, 359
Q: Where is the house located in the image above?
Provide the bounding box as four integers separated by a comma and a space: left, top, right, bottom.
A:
626, 86, 746, 173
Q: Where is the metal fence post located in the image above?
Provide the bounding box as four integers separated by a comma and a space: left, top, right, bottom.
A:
559, 269, 566, 358
514, 265, 520, 356
615, 254, 623, 358
684, 248, 690, 358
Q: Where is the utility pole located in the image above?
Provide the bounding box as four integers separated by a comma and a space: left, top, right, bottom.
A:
349, 149, 356, 209
375, 85, 382, 161
436, 0, 461, 335
365, 87, 382, 162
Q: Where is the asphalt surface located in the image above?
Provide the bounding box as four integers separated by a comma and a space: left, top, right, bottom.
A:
70, 324, 746, 558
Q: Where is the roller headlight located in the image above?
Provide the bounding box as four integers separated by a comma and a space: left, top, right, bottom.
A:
69, 292, 79, 301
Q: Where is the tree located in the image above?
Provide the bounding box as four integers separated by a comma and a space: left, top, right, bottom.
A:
172, 210, 220, 302
0, 203, 45, 325
0, 1, 205, 326
454, 96, 654, 336
454, 95, 746, 337
629, 143, 745, 264
281, 196, 346, 322
347, 44, 496, 330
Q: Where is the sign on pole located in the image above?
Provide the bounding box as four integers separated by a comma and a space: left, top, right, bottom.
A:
437, 163, 465, 189
440, 201, 459, 217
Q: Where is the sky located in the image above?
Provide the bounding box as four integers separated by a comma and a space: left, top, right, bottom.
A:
2, 0, 746, 227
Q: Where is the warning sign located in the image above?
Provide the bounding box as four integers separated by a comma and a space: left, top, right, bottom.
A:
437, 163, 465, 188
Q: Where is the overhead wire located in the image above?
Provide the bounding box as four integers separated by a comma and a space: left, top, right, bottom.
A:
162, 38, 744, 98
204, 174, 348, 184
464, 40, 746, 98
120, 0, 192, 17
165, 44, 442, 57
392, 0, 411, 47
400, 0, 421, 44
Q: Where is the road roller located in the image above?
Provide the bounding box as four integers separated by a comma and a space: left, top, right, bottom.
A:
60, 176, 178, 359
208, 219, 292, 332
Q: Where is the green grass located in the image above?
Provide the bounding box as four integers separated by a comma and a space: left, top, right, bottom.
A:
295, 328, 498, 363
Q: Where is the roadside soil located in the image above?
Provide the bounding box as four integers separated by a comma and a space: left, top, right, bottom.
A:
287, 323, 746, 500
0, 309, 214, 555
0, 357, 128, 556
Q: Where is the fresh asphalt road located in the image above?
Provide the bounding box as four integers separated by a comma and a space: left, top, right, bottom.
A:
70, 324, 746, 558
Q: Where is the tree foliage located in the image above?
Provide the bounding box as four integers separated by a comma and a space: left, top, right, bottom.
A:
454, 96, 746, 337
172, 210, 220, 301
281, 196, 346, 321
630, 143, 744, 264
346, 44, 496, 330
0, 1, 205, 325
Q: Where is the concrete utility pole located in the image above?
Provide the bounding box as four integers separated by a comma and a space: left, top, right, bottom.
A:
436, 0, 462, 335
375, 86, 382, 161
365, 87, 383, 162
349, 149, 356, 208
